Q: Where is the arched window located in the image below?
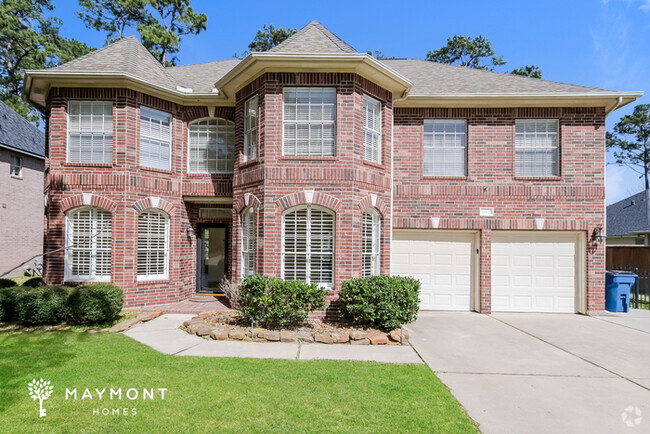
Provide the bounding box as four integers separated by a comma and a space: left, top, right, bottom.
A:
137, 210, 170, 281
65, 206, 112, 282
241, 207, 256, 277
188, 118, 234, 173
362, 209, 381, 277
283, 205, 334, 287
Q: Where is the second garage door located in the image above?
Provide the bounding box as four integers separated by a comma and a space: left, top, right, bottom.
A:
391, 230, 475, 310
491, 232, 579, 313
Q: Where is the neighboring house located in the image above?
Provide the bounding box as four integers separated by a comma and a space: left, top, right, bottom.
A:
23, 21, 642, 313
0, 101, 45, 276
607, 190, 650, 245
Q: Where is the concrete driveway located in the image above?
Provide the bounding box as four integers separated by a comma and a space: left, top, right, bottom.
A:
407, 310, 650, 434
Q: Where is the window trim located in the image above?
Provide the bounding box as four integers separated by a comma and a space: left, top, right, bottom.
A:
362, 209, 381, 277
281, 204, 335, 288
514, 118, 560, 178
64, 206, 112, 283
241, 207, 256, 278
363, 95, 382, 164
423, 119, 468, 178
281, 87, 337, 158
66, 100, 114, 164
243, 95, 259, 163
9, 155, 23, 178
137, 209, 170, 282
186, 117, 235, 174
140, 106, 172, 171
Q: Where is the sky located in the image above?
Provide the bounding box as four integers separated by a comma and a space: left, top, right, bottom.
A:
48, 0, 650, 204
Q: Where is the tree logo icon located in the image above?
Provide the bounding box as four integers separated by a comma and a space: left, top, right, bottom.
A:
28, 378, 54, 417
621, 405, 643, 427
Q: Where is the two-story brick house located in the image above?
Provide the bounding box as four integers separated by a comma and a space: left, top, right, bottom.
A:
23, 21, 641, 313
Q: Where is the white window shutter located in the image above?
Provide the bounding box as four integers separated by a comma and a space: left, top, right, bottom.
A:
244, 95, 258, 162
137, 211, 170, 280
140, 107, 172, 170
515, 119, 559, 177
362, 211, 381, 277
188, 118, 234, 173
363, 96, 381, 163
241, 209, 256, 277
68, 101, 113, 164
283, 88, 336, 157
423, 119, 467, 177
65, 207, 112, 282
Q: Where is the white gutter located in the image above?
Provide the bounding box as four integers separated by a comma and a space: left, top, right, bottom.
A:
605, 96, 624, 116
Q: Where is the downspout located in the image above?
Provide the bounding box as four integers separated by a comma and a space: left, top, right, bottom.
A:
389, 106, 394, 274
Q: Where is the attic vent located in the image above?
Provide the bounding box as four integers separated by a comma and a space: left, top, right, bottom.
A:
176, 86, 193, 92
199, 208, 232, 219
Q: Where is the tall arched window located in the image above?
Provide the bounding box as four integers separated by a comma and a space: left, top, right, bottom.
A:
362, 209, 381, 277
188, 118, 234, 173
137, 210, 170, 281
65, 206, 112, 282
241, 207, 256, 278
283, 205, 334, 287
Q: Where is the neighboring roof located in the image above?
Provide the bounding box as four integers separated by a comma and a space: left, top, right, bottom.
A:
268, 21, 357, 54
607, 190, 650, 236
167, 59, 241, 93
0, 101, 45, 158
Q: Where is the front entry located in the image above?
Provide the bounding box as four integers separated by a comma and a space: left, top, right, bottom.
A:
196, 225, 228, 294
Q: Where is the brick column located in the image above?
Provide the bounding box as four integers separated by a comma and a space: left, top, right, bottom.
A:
479, 229, 492, 313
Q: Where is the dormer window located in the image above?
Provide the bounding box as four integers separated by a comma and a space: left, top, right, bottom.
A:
283, 87, 336, 157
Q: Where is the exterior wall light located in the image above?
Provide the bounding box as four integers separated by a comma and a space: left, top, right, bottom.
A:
592, 225, 605, 245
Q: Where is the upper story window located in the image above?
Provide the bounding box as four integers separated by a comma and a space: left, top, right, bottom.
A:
241, 207, 256, 278
423, 119, 467, 177
137, 210, 170, 281
68, 101, 113, 164
65, 206, 112, 282
283, 87, 336, 157
515, 119, 559, 177
363, 95, 381, 163
362, 209, 381, 277
188, 118, 234, 173
244, 95, 258, 162
10, 155, 22, 177
140, 107, 172, 171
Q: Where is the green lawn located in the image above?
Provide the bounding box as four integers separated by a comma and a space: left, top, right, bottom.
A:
9, 276, 32, 285
0, 331, 476, 433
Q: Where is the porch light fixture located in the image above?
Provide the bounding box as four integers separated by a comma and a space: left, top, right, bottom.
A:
186, 226, 195, 238
592, 225, 605, 245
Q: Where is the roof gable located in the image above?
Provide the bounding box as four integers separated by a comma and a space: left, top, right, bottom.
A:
268, 21, 357, 54
0, 101, 45, 157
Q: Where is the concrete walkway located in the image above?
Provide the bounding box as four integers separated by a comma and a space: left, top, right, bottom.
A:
407, 311, 650, 434
124, 314, 422, 364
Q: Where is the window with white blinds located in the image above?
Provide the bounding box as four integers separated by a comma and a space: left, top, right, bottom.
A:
137, 210, 170, 280
283, 206, 334, 287
362, 210, 381, 277
423, 119, 467, 177
515, 119, 560, 177
65, 207, 112, 282
140, 107, 172, 170
244, 95, 258, 162
241, 208, 256, 277
188, 118, 234, 173
283, 87, 336, 157
363, 95, 381, 163
68, 101, 113, 163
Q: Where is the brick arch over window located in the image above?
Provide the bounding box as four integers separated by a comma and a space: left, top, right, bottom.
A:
234, 193, 261, 214
132, 197, 175, 215
60, 193, 118, 214
276, 190, 342, 213
357, 194, 388, 217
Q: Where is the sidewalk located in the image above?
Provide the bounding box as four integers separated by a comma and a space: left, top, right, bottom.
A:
124, 314, 423, 364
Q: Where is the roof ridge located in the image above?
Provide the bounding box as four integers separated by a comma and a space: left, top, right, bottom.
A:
311, 21, 357, 53
166, 58, 241, 70
53, 36, 135, 70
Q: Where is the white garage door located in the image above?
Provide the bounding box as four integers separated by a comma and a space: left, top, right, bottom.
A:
491, 232, 578, 313
391, 230, 475, 310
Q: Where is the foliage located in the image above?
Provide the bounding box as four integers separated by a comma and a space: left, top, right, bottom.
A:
16, 286, 70, 325
367, 50, 396, 60
0, 278, 16, 289
77, 0, 148, 44
235, 24, 297, 58
511, 65, 542, 79
22, 276, 44, 288
66, 283, 124, 325
0, 286, 20, 321
239, 275, 327, 328
607, 104, 650, 189
217, 278, 240, 310
339, 275, 420, 331
426, 35, 506, 70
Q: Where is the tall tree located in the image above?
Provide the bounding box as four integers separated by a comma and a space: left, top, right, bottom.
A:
607, 104, 650, 190
511, 65, 542, 79
235, 24, 296, 58
0, 0, 93, 123
426, 35, 506, 70
77, 0, 148, 45
367, 50, 396, 60
138, 0, 207, 66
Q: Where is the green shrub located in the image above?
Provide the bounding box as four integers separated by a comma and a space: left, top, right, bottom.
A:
239, 275, 328, 328
0, 286, 21, 321
22, 276, 44, 288
0, 278, 16, 289
339, 275, 420, 331
16, 286, 70, 325
66, 283, 124, 325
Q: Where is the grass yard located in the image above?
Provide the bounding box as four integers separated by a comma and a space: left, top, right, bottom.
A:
0, 331, 476, 433
8, 276, 32, 285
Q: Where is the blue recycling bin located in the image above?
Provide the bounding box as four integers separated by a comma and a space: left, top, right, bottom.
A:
605, 271, 637, 313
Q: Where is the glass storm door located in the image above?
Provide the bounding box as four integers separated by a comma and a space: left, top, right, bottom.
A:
197, 226, 227, 293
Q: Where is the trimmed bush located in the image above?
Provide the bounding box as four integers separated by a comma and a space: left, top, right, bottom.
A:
339, 275, 420, 331
0, 278, 16, 289
0, 286, 21, 321
66, 283, 124, 325
22, 276, 44, 288
239, 275, 328, 328
16, 286, 70, 326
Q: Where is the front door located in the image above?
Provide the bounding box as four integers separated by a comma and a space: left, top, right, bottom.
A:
197, 225, 228, 293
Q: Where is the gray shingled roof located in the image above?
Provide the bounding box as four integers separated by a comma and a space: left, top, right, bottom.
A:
268, 20, 358, 54
167, 59, 241, 93
607, 190, 650, 236
0, 101, 45, 157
